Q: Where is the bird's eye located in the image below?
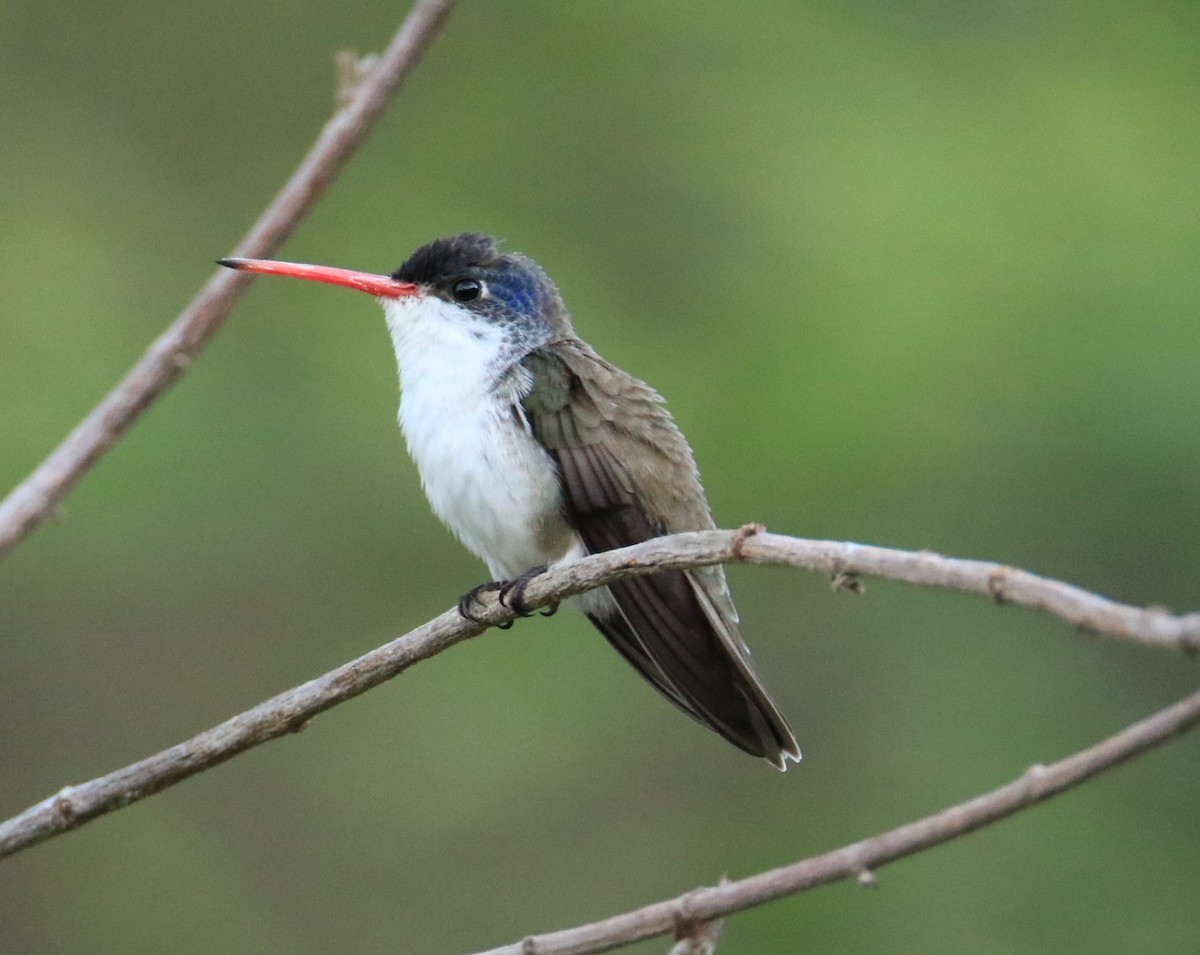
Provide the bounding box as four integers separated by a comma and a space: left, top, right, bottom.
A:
451, 278, 483, 303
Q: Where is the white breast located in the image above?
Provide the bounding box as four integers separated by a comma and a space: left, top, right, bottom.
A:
382, 295, 582, 580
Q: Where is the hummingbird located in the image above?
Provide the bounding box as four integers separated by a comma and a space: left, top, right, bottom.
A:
219, 234, 800, 769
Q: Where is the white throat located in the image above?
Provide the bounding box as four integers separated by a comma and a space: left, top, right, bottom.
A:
380, 295, 581, 579
383, 294, 508, 400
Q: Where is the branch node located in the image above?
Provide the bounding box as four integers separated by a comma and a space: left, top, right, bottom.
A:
668, 883, 723, 955
51, 787, 79, 828
519, 936, 539, 955
334, 50, 381, 107
1148, 606, 1200, 656
670, 891, 695, 933
831, 571, 864, 594
730, 523, 765, 560
1022, 762, 1050, 796
986, 568, 1012, 604
670, 885, 703, 935
856, 867, 878, 889
667, 915, 724, 955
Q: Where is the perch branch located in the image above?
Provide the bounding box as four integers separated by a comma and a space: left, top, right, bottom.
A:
1, 529, 1196, 860
471, 685, 1200, 955
0, 0, 458, 564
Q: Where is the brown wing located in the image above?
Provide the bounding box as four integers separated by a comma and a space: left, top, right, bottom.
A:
520, 341, 799, 768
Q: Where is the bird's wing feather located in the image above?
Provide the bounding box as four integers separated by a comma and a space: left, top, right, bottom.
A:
519, 340, 799, 766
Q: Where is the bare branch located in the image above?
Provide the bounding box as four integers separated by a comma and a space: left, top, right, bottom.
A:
519, 529, 1200, 653
0, 0, 458, 565
472, 687, 1200, 955
1, 529, 1195, 861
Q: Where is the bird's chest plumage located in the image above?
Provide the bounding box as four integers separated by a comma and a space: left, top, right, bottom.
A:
386, 300, 580, 580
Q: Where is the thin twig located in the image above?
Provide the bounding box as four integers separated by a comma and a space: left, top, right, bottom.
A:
0, 529, 1195, 860
0, 0, 458, 564
471, 686, 1200, 955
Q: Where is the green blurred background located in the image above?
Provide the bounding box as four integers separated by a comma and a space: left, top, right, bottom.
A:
2, 2, 1198, 952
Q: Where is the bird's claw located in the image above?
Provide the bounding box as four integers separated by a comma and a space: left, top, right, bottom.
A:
498, 565, 548, 617
458, 567, 555, 629
457, 581, 506, 626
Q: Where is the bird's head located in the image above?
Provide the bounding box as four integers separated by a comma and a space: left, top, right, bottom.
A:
220, 233, 573, 364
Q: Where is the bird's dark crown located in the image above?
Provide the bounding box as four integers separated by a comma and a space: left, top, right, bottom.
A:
391, 233, 509, 285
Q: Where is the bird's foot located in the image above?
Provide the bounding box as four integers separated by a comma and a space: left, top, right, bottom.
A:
498, 566, 558, 618
457, 581, 513, 629
458, 568, 558, 629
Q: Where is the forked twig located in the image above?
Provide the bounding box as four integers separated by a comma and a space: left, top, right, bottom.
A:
0, 0, 458, 563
